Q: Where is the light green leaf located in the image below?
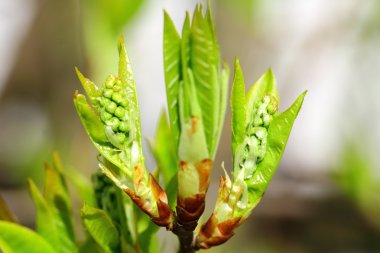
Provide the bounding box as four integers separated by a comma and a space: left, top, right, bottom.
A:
0, 196, 17, 222
65, 168, 96, 206
117, 35, 142, 146
245, 91, 306, 212
150, 111, 178, 186
28, 179, 77, 253
190, 6, 220, 155
245, 69, 279, 123
178, 69, 209, 162
138, 220, 160, 253
212, 63, 229, 156
73, 93, 128, 174
43, 155, 71, 210
42, 156, 77, 253
0, 221, 56, 253
81, 205, 119, 253
75, 67, 100, 106
179, 13, 191, 124
181, 12, 191, 85
73, 93, 109, 145
231, 58, 246, 157
163, 11, 181, 146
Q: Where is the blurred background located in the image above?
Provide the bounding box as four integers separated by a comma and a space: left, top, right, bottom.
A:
1, 0, 380, 252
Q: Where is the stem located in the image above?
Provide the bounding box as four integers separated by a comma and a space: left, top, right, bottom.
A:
172, 219, 199, 253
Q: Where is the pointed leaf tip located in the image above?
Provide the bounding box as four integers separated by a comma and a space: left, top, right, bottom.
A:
118, 34, 126, 53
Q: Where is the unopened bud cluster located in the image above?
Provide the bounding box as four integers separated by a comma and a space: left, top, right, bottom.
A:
99, 75, 134, 149
234, 95, 278, 180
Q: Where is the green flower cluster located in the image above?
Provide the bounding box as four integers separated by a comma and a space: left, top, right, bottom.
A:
234, 95, 279, 180
98, 75, 134, 149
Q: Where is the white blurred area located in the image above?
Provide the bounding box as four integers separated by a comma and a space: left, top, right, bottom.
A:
0, 0, 36, 95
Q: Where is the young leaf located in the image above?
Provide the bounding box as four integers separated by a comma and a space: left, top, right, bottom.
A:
117, 35, 142, 146
245, 91, 306, 212
42, 157, 77, 253
65, 168, 96, 206
150, 111, 178, 187
138, 220, 160, 253
212, 63, 230, 156
0, 221, 56, 253
231, 58, 246, 157
163, 11, 181, 146
245, 69, 279, 122
190, 6, 220, 155
73, 93, 109, 145
81, 205, 119, 253
73, 93, 129, 175
28, 179, 78, 253
75, 67, 101, 106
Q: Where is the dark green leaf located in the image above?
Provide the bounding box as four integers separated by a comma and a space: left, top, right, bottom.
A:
81, 205, 119, 253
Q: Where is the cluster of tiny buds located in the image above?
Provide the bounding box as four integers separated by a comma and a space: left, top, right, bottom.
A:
235, 95, 279, 180
99, 75, 132, 146
250, 95, 278, 128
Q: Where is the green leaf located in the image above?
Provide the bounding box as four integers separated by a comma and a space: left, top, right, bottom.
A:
118, 35, 143, 149
28, 179, 78, 253
212, 63, 230, 156
0, 195, 17, 222
245, 69, 279, 123
0, 221, 56, 253
118, 35, 133, 89
245, 91, 306, 211
75, 67, 101, 106
178, 69, 209, 162
231, 58, 246, 157
79, 238, 103, 253
43, 154, 71, 210
65, 168, 96, 206
180, 13, 191, 124
138, 220, 160, 253
73, 93, 129, 175
190, 6, 221, 155
42, 155, 77, 253
81, 205, 119, 253
164, 172, 178, 207
163, 11, 181, 146
73, 93, 109, 145
150, 111, 178, 186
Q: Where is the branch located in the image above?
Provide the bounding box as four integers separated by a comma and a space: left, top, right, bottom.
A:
172, 218, 199, 253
